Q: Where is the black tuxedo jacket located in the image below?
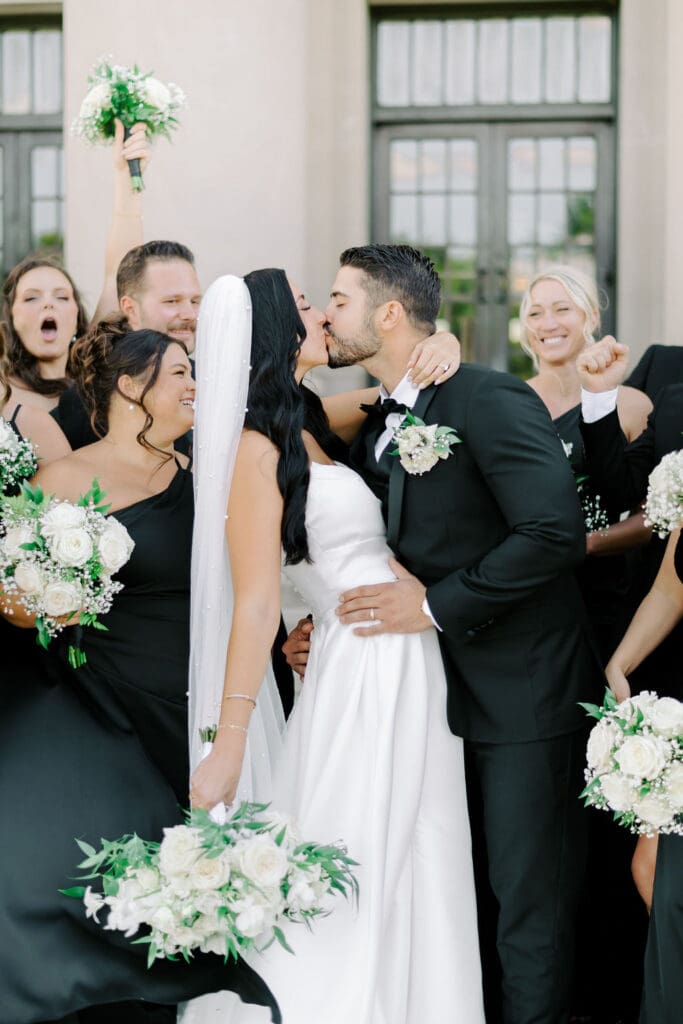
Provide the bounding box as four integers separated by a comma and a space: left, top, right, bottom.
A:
625, 344, 683, 402
351, 364, 600, 744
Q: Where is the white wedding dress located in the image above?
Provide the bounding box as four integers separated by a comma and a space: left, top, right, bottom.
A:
182, 460, 484, 1024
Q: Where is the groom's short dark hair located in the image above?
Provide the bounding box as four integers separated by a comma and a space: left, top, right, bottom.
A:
339, 244, 441, 333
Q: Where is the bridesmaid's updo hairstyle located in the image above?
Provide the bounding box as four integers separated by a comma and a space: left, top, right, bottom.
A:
70, 316, 187, 458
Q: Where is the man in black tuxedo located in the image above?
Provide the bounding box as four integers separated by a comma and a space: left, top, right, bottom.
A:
625, 342, 683, 402
326, 244, 601, 1024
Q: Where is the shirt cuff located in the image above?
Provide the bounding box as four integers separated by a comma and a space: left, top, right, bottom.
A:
581, 387, 619, 423
422, 596, 442, 631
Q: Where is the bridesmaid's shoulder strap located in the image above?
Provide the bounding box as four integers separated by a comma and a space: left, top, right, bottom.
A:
9, 403, 22, 427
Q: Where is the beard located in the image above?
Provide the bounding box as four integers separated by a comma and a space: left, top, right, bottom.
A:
325, 318, 381, 369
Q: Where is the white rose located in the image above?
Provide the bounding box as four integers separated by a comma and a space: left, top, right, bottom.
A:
42, 580, 82, 618
79, 81, 112, 118
189, 850, 231, 891
234, 900, 267, 939
664, 762, 683, 809
586, 720, 620, 773
200, 932, 228, 956
615, 692, 657, 724
3, 525, 34, 559
647, 698, 683, 739
13, 561, 44, 595
41, 501, 87, 539
150, 905, 177, 934
158, 825, 202, 878
599, 772, 638, 812
142, 76, 171, 109
97, 519, 134, 574
238, 835, 289, 888
616, 735, 670, 780
132, 866, 160, 893
633, 793, 673, 830
48, 527, 93, 568
286, 873, 316, 913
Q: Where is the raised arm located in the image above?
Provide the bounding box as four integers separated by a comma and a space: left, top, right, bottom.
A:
190, 431, 284, 810
91, 119, 149, 323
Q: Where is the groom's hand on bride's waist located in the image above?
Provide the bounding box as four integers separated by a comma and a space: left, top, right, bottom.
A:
282, 616, 314, 679
336, 559, 432, 636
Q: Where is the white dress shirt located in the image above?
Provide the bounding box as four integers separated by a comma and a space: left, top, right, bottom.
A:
581, 387, 619, 423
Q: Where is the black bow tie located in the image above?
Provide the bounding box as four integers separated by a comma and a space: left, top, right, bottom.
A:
359, 397, 410, 425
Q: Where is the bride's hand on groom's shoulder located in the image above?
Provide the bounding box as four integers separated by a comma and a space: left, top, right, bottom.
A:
336, 559, 432, 636
189, 738, 246, 810
408, 331, 461, 388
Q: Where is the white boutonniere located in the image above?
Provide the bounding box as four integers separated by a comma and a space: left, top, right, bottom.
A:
390, 412, 461, 476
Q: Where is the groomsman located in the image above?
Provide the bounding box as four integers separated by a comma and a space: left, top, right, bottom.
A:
313, 244, 601, 1023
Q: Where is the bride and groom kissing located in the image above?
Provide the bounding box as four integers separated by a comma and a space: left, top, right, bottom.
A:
187, 244, 601, 1024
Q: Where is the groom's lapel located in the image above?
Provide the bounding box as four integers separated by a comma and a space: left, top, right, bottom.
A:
386, 385, 440, 549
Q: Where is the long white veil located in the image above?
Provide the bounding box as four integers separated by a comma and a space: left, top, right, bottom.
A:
188, 274, 285, 803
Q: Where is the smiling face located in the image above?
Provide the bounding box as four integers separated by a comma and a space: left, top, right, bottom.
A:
289, 281, 328, 379
10, 266, 79, 368
123, 259, 202, 353
324, 266, 383, 368
134, 342, 196, 440
524, 278, 597, 366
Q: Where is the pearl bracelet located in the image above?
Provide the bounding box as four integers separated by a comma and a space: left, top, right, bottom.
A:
216, 722, 248, 735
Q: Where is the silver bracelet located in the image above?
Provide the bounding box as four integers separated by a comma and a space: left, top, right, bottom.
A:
223, 693, 256, 709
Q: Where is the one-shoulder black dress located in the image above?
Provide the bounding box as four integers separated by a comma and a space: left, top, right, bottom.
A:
0, 462, 279, 1023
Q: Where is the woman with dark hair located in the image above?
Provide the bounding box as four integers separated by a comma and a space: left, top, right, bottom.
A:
186, 272, 484, 1024
0, 322, 280, 1023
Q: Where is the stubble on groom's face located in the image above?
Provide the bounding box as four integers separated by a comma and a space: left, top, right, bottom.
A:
324, 267, 382, 368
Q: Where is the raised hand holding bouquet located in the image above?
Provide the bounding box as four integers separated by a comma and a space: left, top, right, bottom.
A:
0, 418, 37, 493
73, 56, 186, 191
0, 479, 134, 666
581, 689, 683, 835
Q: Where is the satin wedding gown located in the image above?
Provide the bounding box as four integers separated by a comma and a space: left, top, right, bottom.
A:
183, 460, 484, 1024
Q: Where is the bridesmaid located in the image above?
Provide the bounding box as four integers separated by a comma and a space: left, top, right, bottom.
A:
0, 321, 279, 1023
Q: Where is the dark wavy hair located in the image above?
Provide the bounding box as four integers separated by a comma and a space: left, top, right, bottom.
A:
0, 315, 9, 407
70, 316, 187, 460
1, 255, 89, 398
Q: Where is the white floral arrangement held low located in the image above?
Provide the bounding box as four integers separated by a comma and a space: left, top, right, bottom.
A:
391, 411, 461, 476
63, 801, 359, 966
581, 689, 683, 835
0, 479, 134, 667
0, 418, 38, 493
643, 448, 683, 538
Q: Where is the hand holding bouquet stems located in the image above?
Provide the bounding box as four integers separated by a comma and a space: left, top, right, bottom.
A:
114, 118, 149, 189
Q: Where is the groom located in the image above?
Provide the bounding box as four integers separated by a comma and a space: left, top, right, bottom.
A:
327, 244, 601, 1024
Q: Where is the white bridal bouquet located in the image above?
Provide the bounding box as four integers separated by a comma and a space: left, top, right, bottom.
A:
581, 689, 683, 835
63, 802, 359, 966
0, 479, 134, 666
0, 418, 38, 493
643, 449, 683, 537
72, 56, 186, 190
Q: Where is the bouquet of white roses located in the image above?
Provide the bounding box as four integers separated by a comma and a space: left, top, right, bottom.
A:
0, 417, 38, 493
643, 449, 683, 537
72, 56, 186, 190
581, 689, 683, 835
0, 479, 134, 666
63, 801, 359, 966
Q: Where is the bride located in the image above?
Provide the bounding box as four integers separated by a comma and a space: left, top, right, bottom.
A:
185, 272, 484, 1023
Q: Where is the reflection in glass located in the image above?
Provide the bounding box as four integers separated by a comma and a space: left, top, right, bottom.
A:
511, 19, 542, 103
449, 140, 477, 191
539, 139, 565, 191
568, 137, 597, 190
390, 140, 418, 193
3, 31, 31, 114
390, 194, 418, 243
538, 193, 566, 245
509, 139, 536, 191
478, 19, 508, 104
32, 198, 60, 249
445, 20, 475, 105
421, 195, 447, 246
420, 140, 447, 192
545, 18, 576, 103
33, 30, 62, 114
508, 194, 535, 246
568, 194, 594, 244
413, 21, 443, 105
31, 147, 59, 199
578, 17, 611, 103
449, 195, 477, 246
377, 21, 410, 106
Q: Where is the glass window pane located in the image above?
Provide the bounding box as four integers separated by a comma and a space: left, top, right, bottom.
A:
420, 140, 446, 192
390, 195, 418, 243
568, 194, 594, 244
449, 195, 477, 246
544, 18, 576, 102
2, 31, 31, 114
539, 139, 565, 191
578, 16, 611, 103
32, 199, 59, 248
511, 19, 542, 104
412, 21, 443, 105
566, 249, 596, 281
421, 194, 447, 246
0, 146, 4, 195
538, 193, 566, 245
31, 146, 59, 199
377, 21, 410, 106
32, 30, 62, 114
449, 140, 477, 191
390, 140, 418, 194
508, 194, 536, 245
509, 139, 536, 191
444, 20, 475, 105
477, 20, 508, 104
509, 247, 536, 297
568, 137, 597, 190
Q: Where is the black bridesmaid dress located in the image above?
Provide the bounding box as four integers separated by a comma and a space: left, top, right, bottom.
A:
0, 460, 279, 1023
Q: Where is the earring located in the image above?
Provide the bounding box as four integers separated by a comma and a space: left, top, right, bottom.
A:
128, 404, 135, 411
